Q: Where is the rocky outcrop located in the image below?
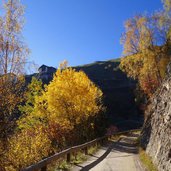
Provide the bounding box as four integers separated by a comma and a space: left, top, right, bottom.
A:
25, 65, 56, 84
141, 65, 171, 171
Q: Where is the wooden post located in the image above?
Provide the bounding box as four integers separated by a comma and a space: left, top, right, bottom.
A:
67, 153, 71, 163
41, 165, 47, 171
85, 147, 88, 155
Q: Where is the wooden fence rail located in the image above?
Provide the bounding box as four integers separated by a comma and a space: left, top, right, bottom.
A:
22, 129, 141, 171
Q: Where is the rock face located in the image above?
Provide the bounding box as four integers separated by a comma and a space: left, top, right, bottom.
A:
141, 65, 171, 171
26, 65, 56, 84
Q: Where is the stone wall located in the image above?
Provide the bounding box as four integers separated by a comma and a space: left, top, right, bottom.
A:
141, 67, 171, 171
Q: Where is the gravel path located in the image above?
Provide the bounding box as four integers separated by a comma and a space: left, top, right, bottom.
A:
71, 133, 145, 171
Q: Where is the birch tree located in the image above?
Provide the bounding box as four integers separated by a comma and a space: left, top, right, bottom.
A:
0, 0, 29, 76
0, 1, 29, 168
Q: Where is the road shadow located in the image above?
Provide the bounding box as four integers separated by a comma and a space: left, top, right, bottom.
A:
112, 141, 138, 154
79, 142, 113, 171
73, 137, 138, 171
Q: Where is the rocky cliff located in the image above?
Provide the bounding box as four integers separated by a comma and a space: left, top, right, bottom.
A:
141, 64, 171, 171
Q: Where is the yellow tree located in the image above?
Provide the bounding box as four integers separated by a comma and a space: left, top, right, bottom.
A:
4, 78, 51, 171
5, 126, 51, 171
35, 68, 103, 143
0, 0, 29, 132
0, 0, 29, 168
16, 77, 43, 131
0, 0, 29, 134
18, 67, 103, 145
162, 0, 171, 39
163, 0, 171, 12
13, 67, 103, 169
45, 68, 103, 125
120, 12, 171, 97
0, 0, 29, 75
19, 78, 43, 118
0, 75, 25, 170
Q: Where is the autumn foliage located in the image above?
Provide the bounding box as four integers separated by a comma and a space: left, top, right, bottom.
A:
2, 0, 171, 170
120, 6, 171, 97
3, 67, 104, 170
5, 126, 51, 171
44, 68, 103, 126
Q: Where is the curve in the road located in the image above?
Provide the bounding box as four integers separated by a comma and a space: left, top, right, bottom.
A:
71, 132, 145, 171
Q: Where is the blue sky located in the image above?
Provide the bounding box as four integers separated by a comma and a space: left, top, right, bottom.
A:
21, 0, 163, 68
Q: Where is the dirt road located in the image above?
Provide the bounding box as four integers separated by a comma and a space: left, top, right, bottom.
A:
71, 133, 145, 171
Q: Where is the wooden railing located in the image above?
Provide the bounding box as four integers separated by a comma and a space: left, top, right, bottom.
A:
22, 129, 141, 171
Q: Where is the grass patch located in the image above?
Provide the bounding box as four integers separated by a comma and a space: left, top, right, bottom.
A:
88, 143, 100, 155
71, 144, 100, 164
71, 150, 87, 164
47, 157, 71, 171
139, 148, 158, 171
57, 160, 71, 171
48, 144, 101, 170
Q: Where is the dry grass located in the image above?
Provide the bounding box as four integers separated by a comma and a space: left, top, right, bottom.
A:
47, 144, 100, 170
139, 148, 158, 171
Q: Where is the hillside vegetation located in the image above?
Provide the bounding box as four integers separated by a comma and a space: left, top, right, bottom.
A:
26, 59, 140, 129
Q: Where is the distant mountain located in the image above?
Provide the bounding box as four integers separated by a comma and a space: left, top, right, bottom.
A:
26, 58, 142, 129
